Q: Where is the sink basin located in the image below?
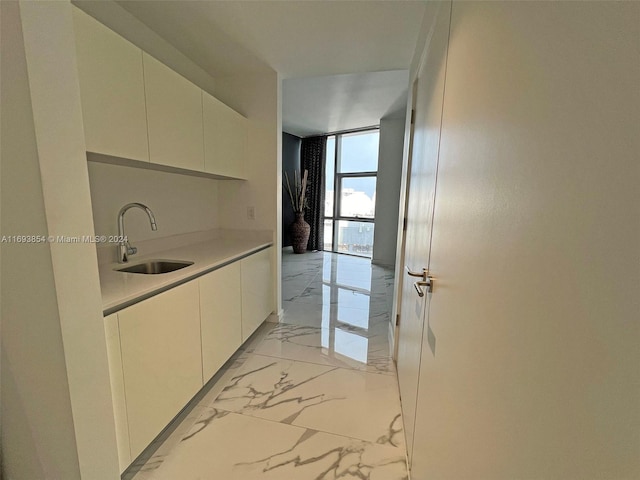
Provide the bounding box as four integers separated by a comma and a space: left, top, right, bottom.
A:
116, 260, 194, 275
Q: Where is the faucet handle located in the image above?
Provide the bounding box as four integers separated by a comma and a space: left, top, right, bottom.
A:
126, 241, 137, 256
118, 242, 137, 263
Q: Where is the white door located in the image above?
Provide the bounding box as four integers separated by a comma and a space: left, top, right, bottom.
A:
408, 2, 640, 479
395, 0, 451, 464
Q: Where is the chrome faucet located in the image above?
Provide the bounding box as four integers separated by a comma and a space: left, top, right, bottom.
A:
117, 203, 157, 263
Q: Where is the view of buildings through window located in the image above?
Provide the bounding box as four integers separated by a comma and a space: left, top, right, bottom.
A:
324, 130, 379, 257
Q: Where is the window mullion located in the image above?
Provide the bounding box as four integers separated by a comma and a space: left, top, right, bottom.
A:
332, 135, 341, 252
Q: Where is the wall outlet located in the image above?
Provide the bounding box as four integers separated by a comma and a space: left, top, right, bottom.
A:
247, 206, 255, 220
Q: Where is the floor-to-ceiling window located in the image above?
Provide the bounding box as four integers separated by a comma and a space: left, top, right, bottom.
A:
324, 129, 379, 258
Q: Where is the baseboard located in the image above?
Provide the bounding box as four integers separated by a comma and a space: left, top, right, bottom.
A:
267, 309, 284, 323
371, 258, 395, 268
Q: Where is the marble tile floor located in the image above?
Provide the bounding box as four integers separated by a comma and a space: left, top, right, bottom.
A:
124, 248, 405, 480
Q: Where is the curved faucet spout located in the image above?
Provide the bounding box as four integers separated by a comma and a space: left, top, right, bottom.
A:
117, 203, 157, 263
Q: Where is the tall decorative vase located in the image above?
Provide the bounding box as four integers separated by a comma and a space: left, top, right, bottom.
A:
290, 212, 311, 254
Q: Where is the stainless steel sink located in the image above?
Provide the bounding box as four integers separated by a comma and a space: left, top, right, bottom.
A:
115, 260, 194, 274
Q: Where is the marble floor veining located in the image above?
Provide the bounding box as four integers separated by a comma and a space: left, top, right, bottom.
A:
124, 248, 406, 480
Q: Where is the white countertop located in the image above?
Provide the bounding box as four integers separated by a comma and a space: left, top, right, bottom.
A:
98, 229, 273, 315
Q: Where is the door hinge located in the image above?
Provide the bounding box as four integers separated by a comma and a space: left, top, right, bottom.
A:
396, 314, 400, 326
403, 217, 408, 231
411, 109, 415, 125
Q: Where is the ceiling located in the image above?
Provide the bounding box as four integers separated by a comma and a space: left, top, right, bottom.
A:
113, 0, 426, 135
283, 70, 409, 137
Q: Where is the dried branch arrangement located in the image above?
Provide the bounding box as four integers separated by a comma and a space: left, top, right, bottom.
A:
284, 169, 308, 214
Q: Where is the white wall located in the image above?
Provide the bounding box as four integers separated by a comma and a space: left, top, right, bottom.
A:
372, 114, 406, 267
2, 3, 81, 477
87, 162, 220, 242
214, 71, 282, 317
1, 2, 119, 478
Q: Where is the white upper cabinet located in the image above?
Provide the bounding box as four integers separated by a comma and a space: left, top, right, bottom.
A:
72, 7, 149, 162
143, 53, 204, 171
73, 10, 246, 178
203, 91, 248, 179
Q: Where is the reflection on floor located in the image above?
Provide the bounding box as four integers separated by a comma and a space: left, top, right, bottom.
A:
124, 248, 406, 479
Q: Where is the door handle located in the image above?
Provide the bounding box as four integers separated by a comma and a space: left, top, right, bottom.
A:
413, 278, 433, 297
405, 266, 428, 280
406, 266, 433, 296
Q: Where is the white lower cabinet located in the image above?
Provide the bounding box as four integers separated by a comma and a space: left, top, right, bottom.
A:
104, 248, 273, 469
199, 262, 242, 382
241, 247, 274, 341
103, 314, 131, 474
117, 282, 203, 459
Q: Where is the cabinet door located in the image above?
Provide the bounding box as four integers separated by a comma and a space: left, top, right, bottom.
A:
241, 248, 274, 341
199, 263, 242, 382
118, 282, 202, 459
72, 7, 149, 161
143, 53, 204, 171
203, 91, 248, 179
103, 314, 131, 473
